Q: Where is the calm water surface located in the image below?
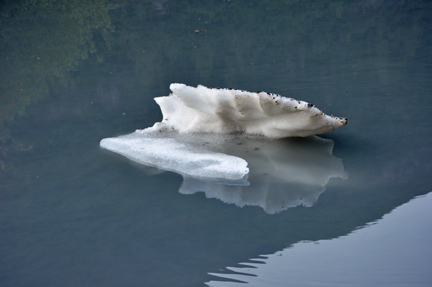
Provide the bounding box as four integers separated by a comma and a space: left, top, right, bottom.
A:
1, 1, 432, 286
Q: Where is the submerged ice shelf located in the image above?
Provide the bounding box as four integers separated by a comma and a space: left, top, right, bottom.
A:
100, 133, 249, 183
100, 83, 347, 211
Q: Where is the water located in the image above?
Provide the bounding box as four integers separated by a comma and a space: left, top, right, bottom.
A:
207, 192, 432, 286
1, 1, 431, 286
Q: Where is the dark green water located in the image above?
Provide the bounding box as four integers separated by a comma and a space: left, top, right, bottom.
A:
1, 1, 431, 286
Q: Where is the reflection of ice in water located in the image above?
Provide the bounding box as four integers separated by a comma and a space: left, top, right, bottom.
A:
179, 134, 347, 214
101, 132, 347, 214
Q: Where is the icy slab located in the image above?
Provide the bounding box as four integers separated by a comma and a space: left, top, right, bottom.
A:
139, 83, 347, 138
100, 133, 249, 183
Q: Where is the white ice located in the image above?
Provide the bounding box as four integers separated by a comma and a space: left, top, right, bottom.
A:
139, 83, 347, 138
100, 83, 347, 201
100, 133, 249, 182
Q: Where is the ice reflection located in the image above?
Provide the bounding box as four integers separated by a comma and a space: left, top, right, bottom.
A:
101, 132, 347, 214
179, 135, 347, 214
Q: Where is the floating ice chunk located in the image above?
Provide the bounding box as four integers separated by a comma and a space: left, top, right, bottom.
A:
100, 83, 347, 211
139, 83, 347, 138
100, 132, 249, 182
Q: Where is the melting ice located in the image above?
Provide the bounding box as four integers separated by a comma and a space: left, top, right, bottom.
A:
100, 84, 348, 212
144, 83, 347, 138
100, 132, 249, 183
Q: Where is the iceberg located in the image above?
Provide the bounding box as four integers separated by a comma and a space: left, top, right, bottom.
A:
140, 83, 347, 138
100, 83, 347, 212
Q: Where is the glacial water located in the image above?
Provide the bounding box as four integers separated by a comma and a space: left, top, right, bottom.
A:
1, 1, 432, 286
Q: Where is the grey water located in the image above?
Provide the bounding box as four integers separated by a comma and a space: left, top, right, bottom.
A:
1, 1, 431, 286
